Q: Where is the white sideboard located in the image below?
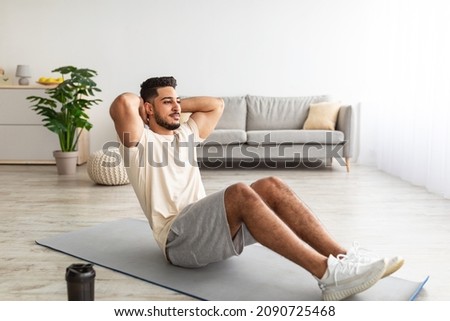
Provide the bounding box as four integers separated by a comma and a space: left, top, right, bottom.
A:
0, 86, 89, 164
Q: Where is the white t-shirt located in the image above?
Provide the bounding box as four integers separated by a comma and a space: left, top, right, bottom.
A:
120, 118, 206, 253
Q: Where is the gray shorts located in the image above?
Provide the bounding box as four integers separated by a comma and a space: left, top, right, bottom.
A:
165, 188, 256, 268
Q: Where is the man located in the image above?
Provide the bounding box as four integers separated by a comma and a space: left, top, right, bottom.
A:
110, 76, 403, 301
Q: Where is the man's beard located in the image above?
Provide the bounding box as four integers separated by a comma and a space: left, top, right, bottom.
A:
154, 110, 181, 130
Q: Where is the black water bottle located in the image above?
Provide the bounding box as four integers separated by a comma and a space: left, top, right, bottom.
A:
65, 263, 96, 301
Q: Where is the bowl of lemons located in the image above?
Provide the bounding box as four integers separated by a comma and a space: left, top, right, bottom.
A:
37, 76, 64, 85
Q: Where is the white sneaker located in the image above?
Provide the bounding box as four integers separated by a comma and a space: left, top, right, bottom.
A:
347, 242, 404, 278
317, 255, 386, 301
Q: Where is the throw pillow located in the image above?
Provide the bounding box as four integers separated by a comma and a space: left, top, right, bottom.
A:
303, 102, 341, 130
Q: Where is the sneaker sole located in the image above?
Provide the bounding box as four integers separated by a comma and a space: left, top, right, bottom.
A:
382, 257, 404, 278
322, 261, 387, 301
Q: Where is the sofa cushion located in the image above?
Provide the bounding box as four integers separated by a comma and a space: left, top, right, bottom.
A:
215, 96, 247, 130
202, 129, 247, 145
246, 130, 345, 145
246, 95, 329, 131
303, 101, 341, 130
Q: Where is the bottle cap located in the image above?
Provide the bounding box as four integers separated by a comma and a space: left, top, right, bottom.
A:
65, 263, 96, 283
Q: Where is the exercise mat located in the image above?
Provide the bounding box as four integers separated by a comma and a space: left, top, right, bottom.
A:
36, 218, 428, 301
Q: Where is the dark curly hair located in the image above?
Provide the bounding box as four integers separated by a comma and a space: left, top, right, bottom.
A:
140, 76, 177, 103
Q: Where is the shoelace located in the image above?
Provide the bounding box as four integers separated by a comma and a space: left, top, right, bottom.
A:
348, 242, 374, 264
319, 254, 363, 290
332, 254, 361, 286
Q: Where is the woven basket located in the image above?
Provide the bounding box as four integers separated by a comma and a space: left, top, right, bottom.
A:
87, 148, 129, 186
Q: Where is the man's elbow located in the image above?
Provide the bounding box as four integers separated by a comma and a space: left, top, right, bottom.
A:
110, 93, 139, 119
215, 97, 225, 116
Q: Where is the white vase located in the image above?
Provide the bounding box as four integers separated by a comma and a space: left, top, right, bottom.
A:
53, 150, 79, 175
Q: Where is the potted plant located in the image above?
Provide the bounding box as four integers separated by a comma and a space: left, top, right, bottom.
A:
27, 66, 102, 174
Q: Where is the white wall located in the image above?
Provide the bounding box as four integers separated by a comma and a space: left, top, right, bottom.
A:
1, 0, 372, 151
1, 0, 449, 164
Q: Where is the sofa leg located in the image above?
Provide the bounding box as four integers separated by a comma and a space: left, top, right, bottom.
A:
345, 157, 350, 173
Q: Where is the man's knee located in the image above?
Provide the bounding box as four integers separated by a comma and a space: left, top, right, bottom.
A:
225, 182, 258, 203
225, 183, 262, 228
251, 176, 284, 193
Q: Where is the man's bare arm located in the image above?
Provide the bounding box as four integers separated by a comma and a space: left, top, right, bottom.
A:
109, 93, 146, 147
181, 97, 224, 139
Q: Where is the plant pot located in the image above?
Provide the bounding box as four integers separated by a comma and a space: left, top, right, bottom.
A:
53, 150, 79, 175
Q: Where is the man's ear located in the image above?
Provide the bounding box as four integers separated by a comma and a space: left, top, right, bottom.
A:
144, 101, 154, 116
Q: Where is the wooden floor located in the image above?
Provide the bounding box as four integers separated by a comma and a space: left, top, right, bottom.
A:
1, 163, 449, 301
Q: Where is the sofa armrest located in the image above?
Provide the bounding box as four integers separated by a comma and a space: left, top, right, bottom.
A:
336, 105, 353, 158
